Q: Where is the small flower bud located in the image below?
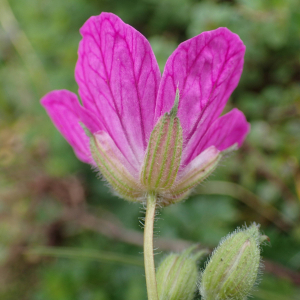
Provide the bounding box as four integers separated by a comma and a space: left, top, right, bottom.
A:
156, 246, 207, 300
141, 89, 183, 191
200, 224, 265, 300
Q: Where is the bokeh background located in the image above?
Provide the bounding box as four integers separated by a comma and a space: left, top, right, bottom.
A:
1, 0, 300, 299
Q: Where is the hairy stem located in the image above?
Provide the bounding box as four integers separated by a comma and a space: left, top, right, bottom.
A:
144, 193, 159, 300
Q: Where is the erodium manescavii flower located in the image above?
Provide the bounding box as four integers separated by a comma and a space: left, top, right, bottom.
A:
41, 13, 250, 205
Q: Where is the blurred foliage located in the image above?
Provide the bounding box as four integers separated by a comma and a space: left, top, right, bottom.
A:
1, 0, 300, 299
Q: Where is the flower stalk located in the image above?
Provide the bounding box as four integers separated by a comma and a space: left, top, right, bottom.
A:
144, 193, 159, 300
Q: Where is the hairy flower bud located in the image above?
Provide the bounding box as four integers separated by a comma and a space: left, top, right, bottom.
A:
141, 89, 183, 191
200, 224, 265, 300
157, 246, 207, 300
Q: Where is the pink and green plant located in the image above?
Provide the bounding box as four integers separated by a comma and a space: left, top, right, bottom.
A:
41, 13, 249, 203
41, 13, 258, 300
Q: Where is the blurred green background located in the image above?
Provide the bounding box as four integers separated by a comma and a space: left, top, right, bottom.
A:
1, 0, 300, 299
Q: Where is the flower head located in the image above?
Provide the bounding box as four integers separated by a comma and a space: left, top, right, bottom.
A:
41, 13, 249, 204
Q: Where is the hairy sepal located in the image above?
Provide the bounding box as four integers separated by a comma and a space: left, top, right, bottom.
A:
90, 130, 143, 202
163, 146, 221, 204
141, 108, 183, 192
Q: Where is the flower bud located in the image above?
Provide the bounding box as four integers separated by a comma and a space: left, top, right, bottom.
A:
156, 246, 207, 300
141, 89, 183, 191
200, 224, 264, 300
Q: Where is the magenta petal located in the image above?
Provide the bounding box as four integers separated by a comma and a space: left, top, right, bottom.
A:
201, 108, 250, 151
41, 90, 101, 164
183, 109, 250, 164
75, 13, 161, 166
156, 28, 245, 156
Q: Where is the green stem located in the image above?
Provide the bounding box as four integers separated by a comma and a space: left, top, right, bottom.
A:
144, 193, 159, 300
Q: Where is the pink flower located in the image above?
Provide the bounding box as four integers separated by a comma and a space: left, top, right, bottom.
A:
41, 13, 249, 204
